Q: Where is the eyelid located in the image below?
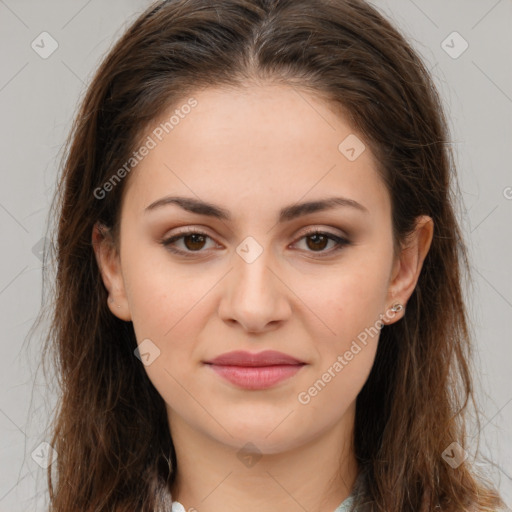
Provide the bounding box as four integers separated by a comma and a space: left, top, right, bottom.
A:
296, 225, 348, 239
162, 224, 348, 241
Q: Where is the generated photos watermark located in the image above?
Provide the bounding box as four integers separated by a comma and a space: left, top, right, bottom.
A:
93, 97, 198, 200
297, 306, 400, 405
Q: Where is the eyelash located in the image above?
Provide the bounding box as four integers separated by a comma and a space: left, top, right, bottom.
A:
160, 227, 351, 257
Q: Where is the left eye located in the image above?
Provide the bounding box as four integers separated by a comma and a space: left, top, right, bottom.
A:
294, 230, 349, 253
161, 230, 216, 254
160, 229, 350, 256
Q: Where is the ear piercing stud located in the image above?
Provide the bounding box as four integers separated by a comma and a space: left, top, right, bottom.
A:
109, 297, 121, 309
391, 303, 404, 313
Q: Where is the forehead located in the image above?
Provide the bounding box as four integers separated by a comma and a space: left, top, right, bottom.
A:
121, 83, 390, 220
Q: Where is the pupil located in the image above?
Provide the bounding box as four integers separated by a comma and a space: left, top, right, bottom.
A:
185, 234, 205, 251
307, 234, 327, 251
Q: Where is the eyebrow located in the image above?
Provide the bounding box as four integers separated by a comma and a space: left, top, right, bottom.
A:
144, 195, 368, 222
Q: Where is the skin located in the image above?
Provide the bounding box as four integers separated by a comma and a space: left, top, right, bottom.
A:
93, 83, 433, 512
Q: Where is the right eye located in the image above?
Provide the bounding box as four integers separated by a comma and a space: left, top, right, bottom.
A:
160, 229, 220, 255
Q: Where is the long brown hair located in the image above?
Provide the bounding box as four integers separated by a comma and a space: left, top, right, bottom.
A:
40, 0, 504, 510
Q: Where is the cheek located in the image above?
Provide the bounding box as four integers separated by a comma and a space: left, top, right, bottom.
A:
306, 256, 392, 344
296, 271, 385, 419
297, 253, 391, 408
123, 242, 202, 337
122, 242, 224, 381
122, 250, 209, 410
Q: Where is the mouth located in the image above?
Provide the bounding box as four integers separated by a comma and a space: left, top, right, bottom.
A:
203, 350, 307, 390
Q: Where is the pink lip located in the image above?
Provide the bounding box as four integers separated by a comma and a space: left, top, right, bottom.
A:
204, 350, 306, 390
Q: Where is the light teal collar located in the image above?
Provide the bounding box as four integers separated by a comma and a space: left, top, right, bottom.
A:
172, 495, 355, 511
335, 494, 355, 511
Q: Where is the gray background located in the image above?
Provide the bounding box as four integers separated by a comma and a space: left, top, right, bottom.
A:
0, 0, 511, 510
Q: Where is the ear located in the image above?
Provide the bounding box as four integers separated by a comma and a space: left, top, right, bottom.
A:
383, 215, 434, 325
91, 222, 132, 321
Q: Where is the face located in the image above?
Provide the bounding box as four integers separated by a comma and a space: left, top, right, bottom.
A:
94, 83, 431, 454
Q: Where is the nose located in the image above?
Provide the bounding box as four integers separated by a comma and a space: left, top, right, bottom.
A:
218, 243, 292, 334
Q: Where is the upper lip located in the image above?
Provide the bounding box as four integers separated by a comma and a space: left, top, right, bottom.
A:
204, 350, 305, 367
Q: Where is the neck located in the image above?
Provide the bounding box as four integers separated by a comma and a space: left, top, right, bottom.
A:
168, 404, 358, 512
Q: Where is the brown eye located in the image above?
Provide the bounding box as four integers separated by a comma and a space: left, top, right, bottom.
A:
161, 230, 216, 255
305, 233, 330, 251
181, 233, 207, 251
294, 230, 350, 255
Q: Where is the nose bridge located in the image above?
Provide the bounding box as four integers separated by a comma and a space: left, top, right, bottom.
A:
219, 235, 290, 331
233, 235, 278, 303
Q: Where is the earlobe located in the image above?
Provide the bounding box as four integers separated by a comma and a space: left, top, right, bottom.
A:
91, 222, 132, 321
384, 215, 434, 324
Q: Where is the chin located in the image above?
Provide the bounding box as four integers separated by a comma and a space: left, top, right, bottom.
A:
209, 415, 312, 454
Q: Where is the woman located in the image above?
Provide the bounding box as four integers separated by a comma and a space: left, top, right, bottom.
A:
42, 0, 505, 510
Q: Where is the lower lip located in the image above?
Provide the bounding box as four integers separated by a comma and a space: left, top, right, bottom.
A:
207, 364, 305, 390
